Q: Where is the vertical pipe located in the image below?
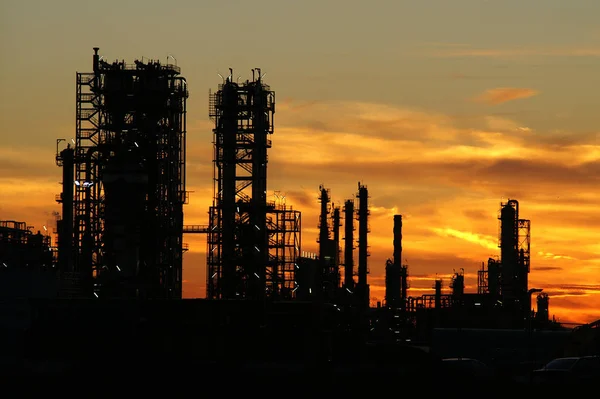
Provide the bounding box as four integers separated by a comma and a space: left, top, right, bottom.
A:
318, 186, 329, 266
386, 214, 403, 309
332, 206, 341, 290
318, 186, 330, 299
435, 279, 442, 309
500, 200, 519, 302
393, 215, 402, 269
59, 146, 75, 273
343, 200, 354, 290
357, 183, 369, 307
393, 215, 402, 307
400, 266, 408, 310
93, 47, 99, 73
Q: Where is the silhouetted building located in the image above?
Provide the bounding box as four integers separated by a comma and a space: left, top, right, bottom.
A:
55, 47, 189, 299
205, 70, 301, 300
0, 220, 57, 298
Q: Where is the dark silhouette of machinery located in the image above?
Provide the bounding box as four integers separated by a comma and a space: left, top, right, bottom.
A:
292, 184, 372, 309
356, 183, 370, 308
55, 47, 189, 299
1, 53, 571, 375
205, 69, 300, 300
316, 185, 340, 301
385, 214, 408, 310
343, 199, 355, 294
0, 220, 56, 298
379, 198, 546, 332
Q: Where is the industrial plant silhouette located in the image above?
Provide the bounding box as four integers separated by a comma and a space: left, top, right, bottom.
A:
1, 48, 598, 389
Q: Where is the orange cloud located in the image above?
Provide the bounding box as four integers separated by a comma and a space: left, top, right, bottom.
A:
474, 88, 539, 105
3, 99, 600, 325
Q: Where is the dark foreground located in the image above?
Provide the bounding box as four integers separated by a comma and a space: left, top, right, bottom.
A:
1, 298, 591, 394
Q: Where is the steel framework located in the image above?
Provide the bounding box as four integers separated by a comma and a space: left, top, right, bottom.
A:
206, 70, 300, 299
477, 261, 487, 295
56, 47, 188, 299
267, 203, 301, 298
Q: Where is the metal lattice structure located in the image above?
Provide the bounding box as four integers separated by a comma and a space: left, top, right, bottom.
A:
206, 69, 300, 300
267, 203, 301, 298
56, 47, 188, 299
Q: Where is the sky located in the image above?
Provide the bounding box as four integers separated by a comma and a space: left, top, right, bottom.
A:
1, 0, 599, 324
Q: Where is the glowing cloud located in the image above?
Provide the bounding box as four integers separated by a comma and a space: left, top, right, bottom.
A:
474, 88, 539, 105
4, 100, 600, 324
431, 228, 498, 251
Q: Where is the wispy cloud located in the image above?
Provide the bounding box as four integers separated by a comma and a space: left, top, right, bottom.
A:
424, 45, 600, 59
474, 88, 539, 105
431, 228, 498, 251
6, 99, 600, 324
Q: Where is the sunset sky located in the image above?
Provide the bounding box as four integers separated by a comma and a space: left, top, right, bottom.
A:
1, 0, 599, 324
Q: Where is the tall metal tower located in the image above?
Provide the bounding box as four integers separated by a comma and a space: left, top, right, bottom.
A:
498, 199, 531, 309
56, 47, 189, 299
343, 199, 355, 292
356, 183, 370, 308
385, 214, 402, 309
206, 69, 300, 300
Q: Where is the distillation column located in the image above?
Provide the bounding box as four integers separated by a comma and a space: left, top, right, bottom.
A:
102, 147, 148, 297
56, 145, 74, 273
385, 214, 402, 309
207, 70, 275, 299
57, 47, 188, 298
318, 185, 331, 298
343, 200, 355, 292
500, 200, 519, 304
220, 81, 239, 299
332, 206, 341, 293
247, 76, 270, 299
356, 183, 370, 308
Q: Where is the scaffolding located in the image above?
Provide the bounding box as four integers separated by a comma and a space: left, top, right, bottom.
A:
477, 261, 487, 295
266, 203, 301, 299
56, 47, 188, 299
206, 69, 300, 300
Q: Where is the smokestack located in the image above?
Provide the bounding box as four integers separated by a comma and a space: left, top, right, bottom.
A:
93, 47, 100, 73
343, 199, 354, 291
393, 215, 402, 269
